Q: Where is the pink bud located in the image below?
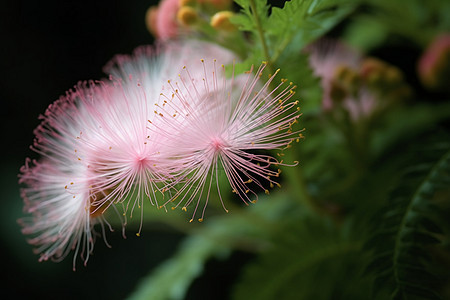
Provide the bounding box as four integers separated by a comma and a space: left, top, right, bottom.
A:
155, 0, 181, 40
418, 34, 450, 90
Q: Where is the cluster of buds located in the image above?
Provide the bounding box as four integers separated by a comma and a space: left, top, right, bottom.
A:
361, 58, 411, 100
145, 0, 236, 40
329, 57, 410, 120
308, 39, 410, 122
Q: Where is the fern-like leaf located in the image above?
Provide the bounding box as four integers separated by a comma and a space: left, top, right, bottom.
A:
365, 137, 450, 299
232, 0, 270, 33
267, 0, 356, 61
231, 0, 357, 71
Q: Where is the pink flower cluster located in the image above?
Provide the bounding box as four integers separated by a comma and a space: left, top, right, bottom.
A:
307, 39, 409, 122
19, 41, 302, 268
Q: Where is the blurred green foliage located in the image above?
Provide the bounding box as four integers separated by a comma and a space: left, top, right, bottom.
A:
8, 0, 450, 299
128, 0, 450, 299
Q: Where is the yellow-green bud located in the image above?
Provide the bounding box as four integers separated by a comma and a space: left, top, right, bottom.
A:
179, 0, 195, 6
177, 6, 198, 26
210, 11, 236, 32
145, 6, 159, 37
333, 64, 360, 96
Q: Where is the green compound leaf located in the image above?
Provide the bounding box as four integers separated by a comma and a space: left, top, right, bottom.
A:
232, 0, 270, 33
267, 0, 357, 63
365, 135, 450, 300
230, 0, 272, 71
231, 0, 357, 70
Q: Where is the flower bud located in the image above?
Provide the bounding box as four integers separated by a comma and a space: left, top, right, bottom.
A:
179, 0, 195, 6
361, 58, 404, 89
145, 6, 159, 37
147, 0, 181, 40
360, 58, 386, 85
210, 11, 236, 32
418, 34, 450, 91
333, 65, 360, 97
177, 6, 198, 26
359, 57, 411, 101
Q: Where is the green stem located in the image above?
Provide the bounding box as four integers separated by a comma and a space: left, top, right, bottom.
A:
249, 0, 274, 73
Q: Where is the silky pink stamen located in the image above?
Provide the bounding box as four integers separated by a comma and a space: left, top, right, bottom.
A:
148, 60, 302, 222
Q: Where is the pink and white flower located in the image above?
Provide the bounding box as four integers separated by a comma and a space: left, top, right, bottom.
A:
19, 40, 237, 267
307, 39, 362, 111
151, 61, 302, 222
19, 72, 168, 269
18, 91, 117, 269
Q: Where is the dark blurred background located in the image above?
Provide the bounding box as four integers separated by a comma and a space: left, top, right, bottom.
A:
0, 1, 249, 299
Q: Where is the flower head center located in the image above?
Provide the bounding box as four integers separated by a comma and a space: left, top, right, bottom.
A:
135, 156, 150, 169
210, 137, 225, 152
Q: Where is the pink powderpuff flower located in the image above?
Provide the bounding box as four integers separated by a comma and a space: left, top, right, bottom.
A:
96, 41, 237, 214
306, 39, 362, 111
19, 77, 171, 268
97, 40, 238, 212
104, 40, 236, 90
308, 39, 410, 122
18, 92, 120, 270
70, 79, 173, 223
19, 159, 105, 270
19, 40, 236, 267
151, 61, 302, 222
104, 40, 238, 135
